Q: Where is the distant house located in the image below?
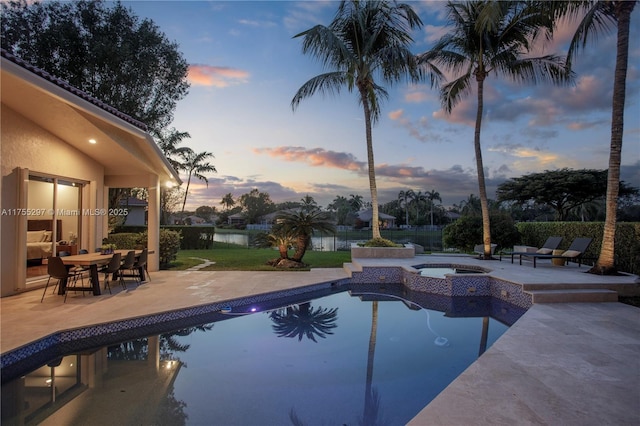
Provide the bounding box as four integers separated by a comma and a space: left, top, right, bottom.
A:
356, 209, 396, 229
445, 211, 461, 222
119, 197, 147, 226
227, 213, 246, 226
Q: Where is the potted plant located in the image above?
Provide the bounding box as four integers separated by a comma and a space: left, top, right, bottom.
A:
101, 243, 117, 255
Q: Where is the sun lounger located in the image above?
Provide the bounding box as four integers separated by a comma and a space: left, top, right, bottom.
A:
474, 243, 497, 259
521, 237, 594, 268
510, 236, 563, 264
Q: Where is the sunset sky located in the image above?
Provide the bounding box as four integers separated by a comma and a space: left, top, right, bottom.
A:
124, 0, 640, 210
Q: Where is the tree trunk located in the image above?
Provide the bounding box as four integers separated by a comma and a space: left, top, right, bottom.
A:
475, 73, 492, 259
360, 88, 382, 240
181, 172, 192, 214
591, 1, 635, 275
292, 234, 309, 262
278, 244, 289, 260
363, 301, 378, 422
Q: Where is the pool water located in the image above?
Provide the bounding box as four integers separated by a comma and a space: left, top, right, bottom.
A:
2, 287, 523, 425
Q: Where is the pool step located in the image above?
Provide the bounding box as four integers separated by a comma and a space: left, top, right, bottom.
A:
526, 289, 618, 303
343, 262, 361, 277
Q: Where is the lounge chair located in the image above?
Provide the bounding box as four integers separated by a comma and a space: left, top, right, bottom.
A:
523, 237, 594, 268
474, 243, 497, 259
510, 236, 563, 264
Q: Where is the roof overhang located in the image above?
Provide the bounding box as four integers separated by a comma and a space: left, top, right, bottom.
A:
1, 56, 182, 187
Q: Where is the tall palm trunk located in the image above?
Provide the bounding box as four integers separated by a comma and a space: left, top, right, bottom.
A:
591, 1, 635, 274
360, 87, 381, 239
364, 301, 378, 421
474, 71, 492, 259
180, 173, 192, 214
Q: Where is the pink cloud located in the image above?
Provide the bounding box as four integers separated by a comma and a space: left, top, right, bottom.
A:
254, 146, 365, 171
188, 64, 249, 87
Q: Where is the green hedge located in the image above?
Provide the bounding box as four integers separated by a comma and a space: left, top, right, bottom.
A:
161, 226, 215, 249
516, 222, 639, 274
103, 233, 144, 250
114, 225, 215, 250
443, 214, 520, 252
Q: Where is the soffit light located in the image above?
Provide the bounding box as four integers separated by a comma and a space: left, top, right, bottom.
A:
88, 139, 97, 144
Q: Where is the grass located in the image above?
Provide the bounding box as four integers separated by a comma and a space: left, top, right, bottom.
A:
169, 242, 351, 271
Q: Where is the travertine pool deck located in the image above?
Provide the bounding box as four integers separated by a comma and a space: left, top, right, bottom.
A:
2, 254, 639, 425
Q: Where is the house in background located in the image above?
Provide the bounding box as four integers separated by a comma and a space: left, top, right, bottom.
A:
356, 209, 397, 229
119, 196, 148, 226
0, 49, 181, 297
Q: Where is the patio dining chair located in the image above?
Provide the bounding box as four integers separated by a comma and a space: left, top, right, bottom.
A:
40, 256, 68, 303
99, 252, 122, 294
118, 250, 136, 288
131, 248, 149, 284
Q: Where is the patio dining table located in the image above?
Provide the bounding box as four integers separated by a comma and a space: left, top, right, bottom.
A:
57, 249, 146, 296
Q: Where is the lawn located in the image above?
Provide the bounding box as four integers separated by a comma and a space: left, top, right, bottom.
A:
169, 242, 352, 271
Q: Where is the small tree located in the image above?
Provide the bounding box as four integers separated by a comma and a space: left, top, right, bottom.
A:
277, 210, 336, 264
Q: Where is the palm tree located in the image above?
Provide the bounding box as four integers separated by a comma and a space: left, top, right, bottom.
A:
300, 194, 319, 212
426, 189, 442, 228
179, 150, 217, 214
551, 0, 636, 274
220, 193, 235, 211
253, 224, 297, 261
270, 302, 338, 342
397, 189, 414, 227
419, 1, 573, 259
277, 210, 336, 263
292, 0, 440, 240
154, 127, 192, 173
411, 190, 427, 225
349, 193, 364, 212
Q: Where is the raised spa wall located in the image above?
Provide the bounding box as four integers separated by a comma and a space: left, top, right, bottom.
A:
349, 264, 533, 309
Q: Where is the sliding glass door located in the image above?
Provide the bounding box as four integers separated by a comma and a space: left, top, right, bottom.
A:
26, 174, 84, 280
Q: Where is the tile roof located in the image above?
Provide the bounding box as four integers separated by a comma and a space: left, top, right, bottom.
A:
1, 48, 148, 131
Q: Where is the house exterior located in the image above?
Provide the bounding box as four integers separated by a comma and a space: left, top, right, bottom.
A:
356, 209, 397, 229
0, 49, 181, 297
119, 196, 148, 226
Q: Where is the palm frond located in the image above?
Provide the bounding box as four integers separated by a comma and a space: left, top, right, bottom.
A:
291, 72, 347, 110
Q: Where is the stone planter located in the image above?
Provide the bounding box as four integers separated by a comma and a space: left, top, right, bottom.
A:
351, 244, 415, 259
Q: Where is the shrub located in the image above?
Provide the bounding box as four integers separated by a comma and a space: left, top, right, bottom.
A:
159, 228, 182, 267
103, 233, 141, 250
443, 214, 519, 252
361, 237, 401, 247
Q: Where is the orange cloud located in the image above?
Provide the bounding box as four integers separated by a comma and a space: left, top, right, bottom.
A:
188, 64, 249, 87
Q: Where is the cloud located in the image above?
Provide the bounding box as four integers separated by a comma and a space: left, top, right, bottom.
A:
188, 64, 250, 87
283, 1, 334, 32
388, 109, 447, 143
253, 146, 365, 171
237, 18, 277, 28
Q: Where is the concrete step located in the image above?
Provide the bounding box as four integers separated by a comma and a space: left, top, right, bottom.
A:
522, 282, 621, 291
527, 289, 618, 303
343, 262, 360, 277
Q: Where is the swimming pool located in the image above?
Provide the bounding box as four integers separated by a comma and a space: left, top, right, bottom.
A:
1, 284, 526, 425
